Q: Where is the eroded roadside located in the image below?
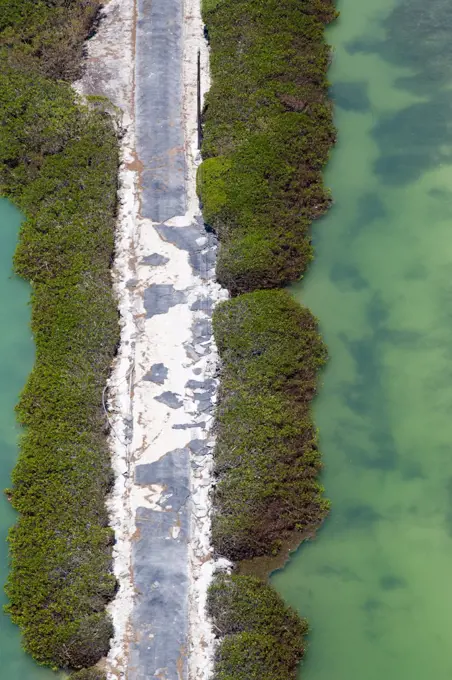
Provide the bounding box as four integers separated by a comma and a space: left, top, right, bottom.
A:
76, 0, 225, 678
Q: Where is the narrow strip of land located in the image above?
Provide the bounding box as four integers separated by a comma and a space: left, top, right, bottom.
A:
129, 0, 221, 675
79, 0, 221, 678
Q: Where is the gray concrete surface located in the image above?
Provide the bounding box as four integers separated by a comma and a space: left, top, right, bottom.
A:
131, 1, 219, 677
144, 363, 169, 384
154, 391, 184, 409
142, 253, 170, 266
144, 284, 186, 317
133, 0, 192, 673
136, 0, 186, 222
156, 224, 218, 280
129, 448, 190, 680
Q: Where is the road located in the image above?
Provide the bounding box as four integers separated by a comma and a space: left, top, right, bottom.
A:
128, 0, 218, 678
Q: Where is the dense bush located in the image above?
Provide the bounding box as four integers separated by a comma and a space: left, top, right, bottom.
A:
0, 68, 89, 196
1, 0, 119, 672
0, 0, 101, 80
212, 289, 329, 561
208, 574, 307, 645
198, 0, 337, 294
70, 668, 107, 680
208, 574, 307, 680
2, 74, 119, 669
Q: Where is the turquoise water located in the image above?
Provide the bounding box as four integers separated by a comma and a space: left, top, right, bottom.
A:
0, 200, 56, 678
273, 0, 452, 678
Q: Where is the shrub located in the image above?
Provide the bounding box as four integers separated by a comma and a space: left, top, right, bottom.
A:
0, 0, 102, 80
1, 58, 119, 672
70, 668, 107, 680
208, 574, 307, 680
198, 0, 337, 294
208, 574, 307, 647
212, 289, 329, 561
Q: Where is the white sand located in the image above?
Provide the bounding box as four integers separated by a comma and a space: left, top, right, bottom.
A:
74, 0, 139, 675
182, 3, 232, 680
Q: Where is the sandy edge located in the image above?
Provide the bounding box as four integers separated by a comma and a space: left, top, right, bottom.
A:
74, 0, 140, 676
182, 3, 232, 679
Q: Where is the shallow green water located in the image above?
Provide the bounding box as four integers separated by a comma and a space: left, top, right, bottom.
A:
0, 200, 56, 678
273, 1, 452, 678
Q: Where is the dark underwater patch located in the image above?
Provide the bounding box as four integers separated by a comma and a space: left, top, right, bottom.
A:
339, 381, 370, 416
317, 565, 362, 582
382, 0, 452, 86
372, 96, 452, 185
345, 37, 378, 56
380, 574, 407, 590
378, 328, 422, 348
348, 192, 386, 237
345, 336, 376, 374
405, 263, 427, 280
363, 597, 383, 613
429, 187, 452, 200
444, 477, 452, 537
368, 430, 398, 470
329, 262, 368, 291
347, 0, 452, 190
331, 81, 370, 112
343, 503, 381, 529
401, 460, 424, 480
367, 293, 390, 330
373, 153, 425, 186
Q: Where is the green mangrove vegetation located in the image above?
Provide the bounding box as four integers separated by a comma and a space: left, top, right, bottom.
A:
1, 0, 118, 675
70, 669, 107, 680
198, 0, 336, 294
208, 574, 307, 680
0, 0, 101, 80
199, 0, 336, 676
212, 290, 328, 561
